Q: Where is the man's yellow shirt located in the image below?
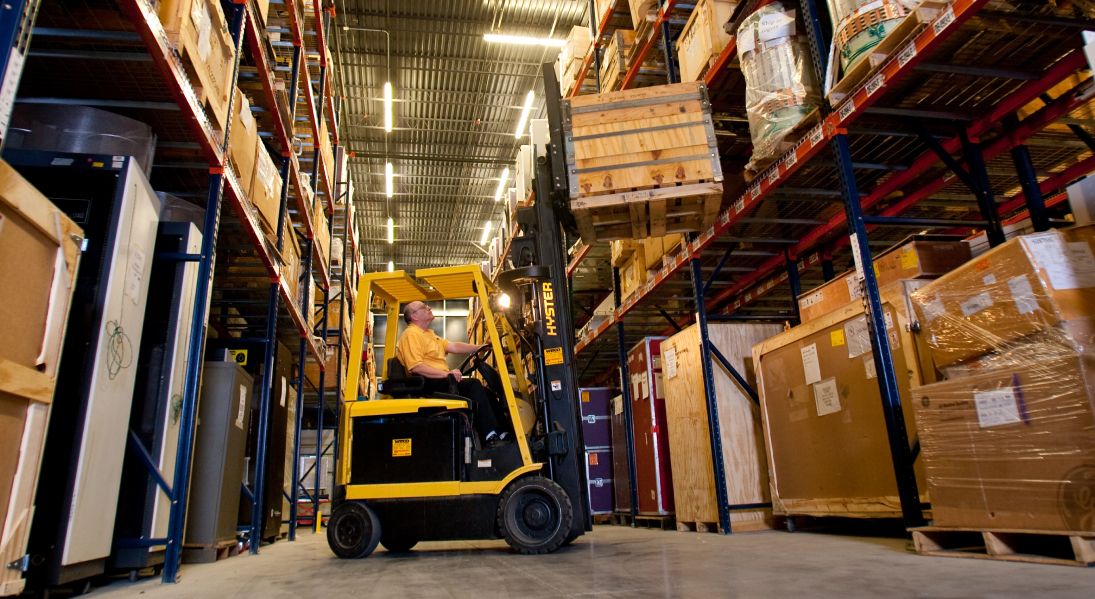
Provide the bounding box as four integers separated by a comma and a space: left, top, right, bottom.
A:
396, 324, 450, 372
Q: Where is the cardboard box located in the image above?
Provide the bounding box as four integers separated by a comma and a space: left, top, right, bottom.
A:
228, 90, 258, 197
912, 355, 1095, 531
753, 301, 929, 517
799, 236, 971, 323
911, 228, 1095, 368
251, 145, 283, 235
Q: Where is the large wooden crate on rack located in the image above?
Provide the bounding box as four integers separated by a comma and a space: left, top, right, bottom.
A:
314, 207, 330, 268
228, 89, 258, 198
675, 0, 736, 83
626, 338, 675, 516
157, 0, 238, 139
752, 300, 930, 519
0, 162, 82, 597
251, 144, 284, 237
305, 344, 346, 390
600, 29, 636, 93
564, 82, 723, 242
661, 324, 781, 532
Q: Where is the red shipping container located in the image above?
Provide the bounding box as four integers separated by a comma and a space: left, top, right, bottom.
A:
626, 337, 675, 515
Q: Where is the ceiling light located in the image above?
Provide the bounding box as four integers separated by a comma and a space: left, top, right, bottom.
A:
383, 82, 393, 133
493, 167, 510, 202
480, 220, 492, 245
385, 162, 393, 198
515, 90, 535, 139
484, 34, 566, 47
386, 217, 394, 244
388, 260, 394, 272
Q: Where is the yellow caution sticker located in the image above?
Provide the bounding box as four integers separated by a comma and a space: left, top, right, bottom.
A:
229, 349, 247, 365
900, 250, 919, 270
544, 347, 564, 366
830, 330, 845, 347
581, 391, 589, 402
392, 438, 411, 457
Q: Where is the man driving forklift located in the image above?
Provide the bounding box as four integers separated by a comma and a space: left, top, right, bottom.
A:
396, 300, 509, 445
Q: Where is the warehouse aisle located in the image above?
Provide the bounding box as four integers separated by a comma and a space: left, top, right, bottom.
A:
82, 526, 1093, 598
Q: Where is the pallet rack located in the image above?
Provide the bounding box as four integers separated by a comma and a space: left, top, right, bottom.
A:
562, 0, 1095, 534
1, 0, 352, 585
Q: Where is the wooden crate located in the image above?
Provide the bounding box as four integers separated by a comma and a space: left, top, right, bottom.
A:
157, 0, 238, 140
559, 25, 592, 81
314, 206, 330, 268
752, 300, 930, 519
599, 30, 636, 94
611, 238, 643, 267
675, 0, 736, 83
0, 162, 82, 597
661, 323, 783, 531
564, 82, 722, 242
228, 89, 258, 198
629, 0, 658, 29
251, 144, 284, 236
912, 527, 1095, 567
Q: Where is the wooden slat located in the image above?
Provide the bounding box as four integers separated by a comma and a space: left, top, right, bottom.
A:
574, 144, 711, 171
567, 80, 704, 109
0, 359, 54, 403
570, 99, 705, 129
648, 199, 667, 237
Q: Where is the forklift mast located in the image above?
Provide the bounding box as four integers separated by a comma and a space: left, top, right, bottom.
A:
498, 63, 592, 537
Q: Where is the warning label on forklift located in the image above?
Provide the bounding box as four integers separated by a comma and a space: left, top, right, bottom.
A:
544, 347, 564, 365
392, 438, 412, 457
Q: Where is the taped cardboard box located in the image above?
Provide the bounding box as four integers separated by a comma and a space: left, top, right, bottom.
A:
228, 90, 258, 197
798, 236, 971, 324
912, 352, 1095, 532
910, 226, 1095, 369
753, 300, 929, 518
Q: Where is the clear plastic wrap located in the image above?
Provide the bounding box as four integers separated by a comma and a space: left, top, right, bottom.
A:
738, 3, 822, 173
908, 224, 1095, 531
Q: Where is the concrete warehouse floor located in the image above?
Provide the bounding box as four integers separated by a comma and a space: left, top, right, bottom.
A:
79, 526, 1093, 599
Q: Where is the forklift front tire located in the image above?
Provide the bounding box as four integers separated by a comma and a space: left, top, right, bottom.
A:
497, 476, 573, 554
327, 501, 382, 559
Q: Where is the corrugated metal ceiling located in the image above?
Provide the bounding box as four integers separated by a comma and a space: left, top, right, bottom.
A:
332, 0, 589, 273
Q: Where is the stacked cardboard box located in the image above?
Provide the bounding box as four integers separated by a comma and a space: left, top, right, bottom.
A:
909, 225, 1095, 532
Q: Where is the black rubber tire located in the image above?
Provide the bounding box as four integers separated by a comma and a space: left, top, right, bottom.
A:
380, 533, 418, 553
560, 532, 579, 547
327, 501, 382, 558
497, 476, 573, 555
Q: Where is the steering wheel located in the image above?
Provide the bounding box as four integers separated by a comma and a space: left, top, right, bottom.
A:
457, 343, 494, 376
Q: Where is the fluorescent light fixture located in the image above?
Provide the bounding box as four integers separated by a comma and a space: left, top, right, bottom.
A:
493, 167, 510, 202
386, 217, 394, 244
385, 162, 393, 198
480, 220, 492, 245
383, 82, 393, 133
387, 260, 394, 272
483, 34, 565, 47
515, 90, 535, 139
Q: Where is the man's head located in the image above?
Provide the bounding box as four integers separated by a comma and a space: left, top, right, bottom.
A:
403, 301, 434, 327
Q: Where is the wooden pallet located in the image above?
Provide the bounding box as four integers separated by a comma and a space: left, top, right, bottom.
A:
593, 513, 614, 525
182, 539, 239, 564
826, 1, 949, 105
677, 521, 720, 533
912, 527, 1095, 567
609, 512, 677, 530
571, 181, 723, 243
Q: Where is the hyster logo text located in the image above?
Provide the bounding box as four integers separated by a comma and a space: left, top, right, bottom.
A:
542, 282, 557, 336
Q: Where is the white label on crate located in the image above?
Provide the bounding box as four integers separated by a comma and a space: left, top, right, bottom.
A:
960, 292, 993, 317
974, 387, 1021, 428
839, 100, 855, 121
898, 42, 918, 68
198, 4, 213, 63
641, 376, 650, 399
663, 346, 678, 379
735, 198, 745, 213
844, 316, 871, 359
750, 185, 760, 200
1008, 275, 1038, 315
884, 311, 894, 330
923, 297, 946, 322
759, 10, 796, 42
785, 151, 798, 169
849, 233, 866, 282
800, 343, 822, 385
124, 244, 146, 305
235, 384, 247, 429
983, 274, 997, 286
932, 5, 956, 37
240, 99, 254, 131
810, 126, 824, 147
864, 353, 877, 379
813, 377, 841, 416
801, 290, 823, 308
738, 27, 755, 55
280, 376, 287, 407
1026, 233, 1095, 290
654, 372, 665, 398
866, 73, 885, 96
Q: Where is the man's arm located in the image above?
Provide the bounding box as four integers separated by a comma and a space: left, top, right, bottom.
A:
446, 341, 484, 354
410, 363, 464, 381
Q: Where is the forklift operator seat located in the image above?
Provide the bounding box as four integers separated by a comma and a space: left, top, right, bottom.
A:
379, 356, 463, 400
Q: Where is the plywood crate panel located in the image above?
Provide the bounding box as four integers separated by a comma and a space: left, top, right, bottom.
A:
0, 161, 82, 596
564, 82, 723, 242
675, 0, 736, 83
661, 324, 782, 530
599, 29, 637, 93
753, 301, 930, 518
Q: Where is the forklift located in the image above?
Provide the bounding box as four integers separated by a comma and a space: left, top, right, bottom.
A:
326, 64, 591, 558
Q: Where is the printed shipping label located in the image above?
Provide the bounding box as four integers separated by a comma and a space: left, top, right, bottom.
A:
960, 292, 993, 317
844, 316, 871, 358
800, 343, 822, 385
1008, 275, 1038, 315
758, 10, 796, 42
1026, 232, 1095, 289
864, 353, 877, 379
738, 27, 755, 54
974, 387, 1021, 428
846, 273, 863, 300
813, 377, 841, 416
663, 346, 678, 379
235, 385, 246, 429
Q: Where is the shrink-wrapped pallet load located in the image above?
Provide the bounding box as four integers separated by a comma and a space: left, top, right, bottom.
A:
738, 2, 822, 173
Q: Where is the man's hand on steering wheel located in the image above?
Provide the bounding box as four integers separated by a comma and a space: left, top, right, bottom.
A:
458, 343, 494, 376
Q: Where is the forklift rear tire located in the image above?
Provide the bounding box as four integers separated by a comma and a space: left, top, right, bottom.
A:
497, 476, 573, 554
327, 501, 382, 559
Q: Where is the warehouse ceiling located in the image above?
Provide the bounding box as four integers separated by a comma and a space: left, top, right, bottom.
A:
333, 0, 590, 273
